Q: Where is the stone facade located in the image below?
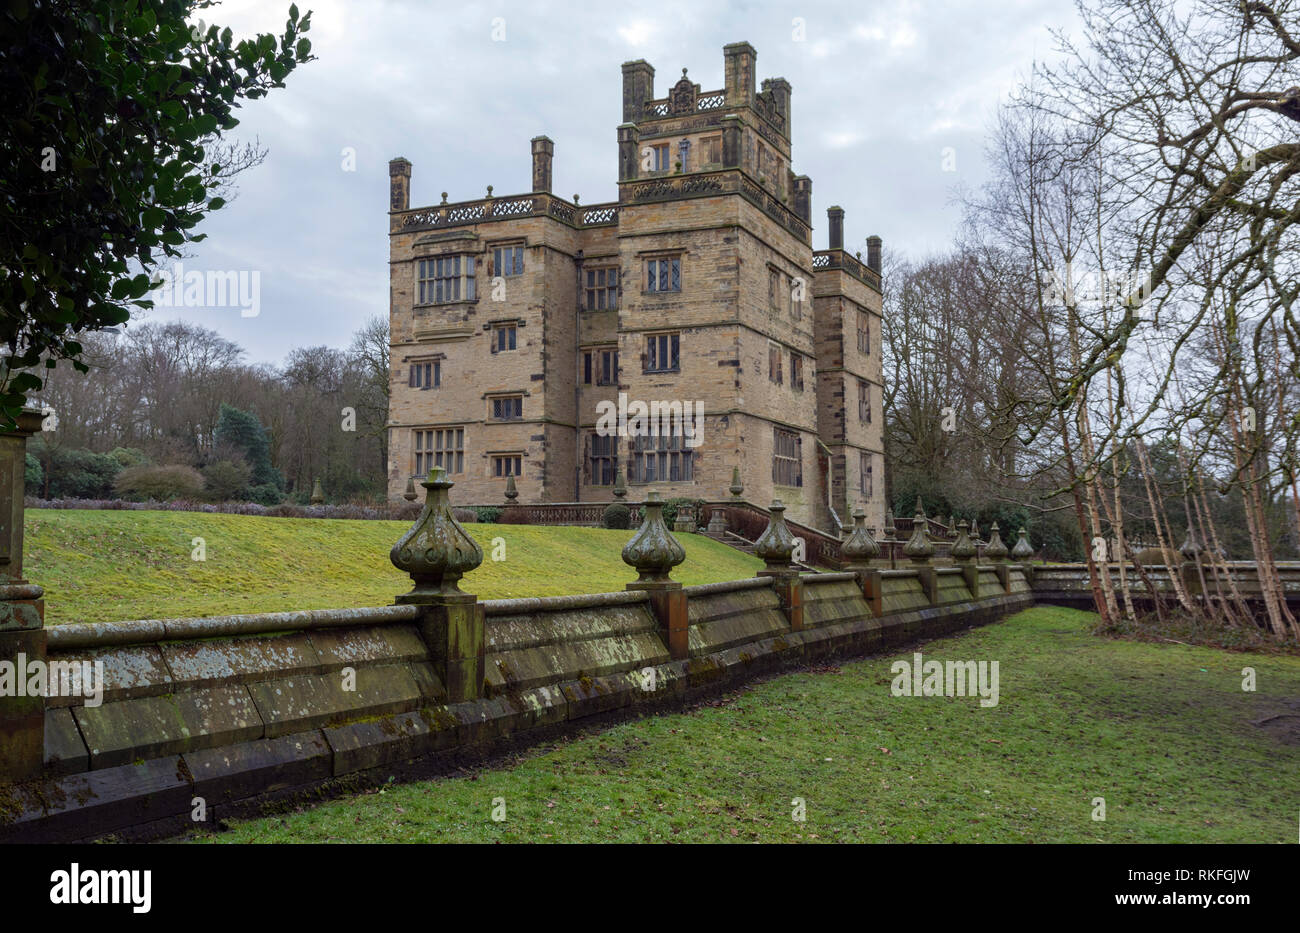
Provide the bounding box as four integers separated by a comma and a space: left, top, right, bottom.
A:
386, 42, 885, 534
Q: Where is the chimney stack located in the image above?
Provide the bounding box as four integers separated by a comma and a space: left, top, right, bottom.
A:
867, 235, 882, 273
723, 42, 757, 108
531, 136, 554, 193
827, 205, 844, 250
388, 157, 411, 212
793, 176, 812, 225
621, 60, 655, 123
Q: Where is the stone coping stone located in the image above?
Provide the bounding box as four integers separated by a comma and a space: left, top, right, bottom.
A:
409, 660, 448, 705
485, 604, 657, 653
45, 644, 172, 708
686, 585, 782, 624
161, 632, 323, 690
803, 594, 872, 628
687, 607, 787, 658
786, 616, 884, 659
185, 731, 332, 804
73, 684, 263, 769
308, 624, 426, 668
680, 577, 776, 597
0, 756, 192, 843
487, 630, 666, 693
247, 662, 421, 739
559, 670, 642, 720
325, 711, 442, 776
43, 707, 89, 776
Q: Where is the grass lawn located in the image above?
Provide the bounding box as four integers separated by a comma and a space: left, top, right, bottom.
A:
24, 509, 762, 625
193, 606, 1300, 843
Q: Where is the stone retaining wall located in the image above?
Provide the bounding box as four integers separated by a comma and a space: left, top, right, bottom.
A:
1, 564, 1033, 842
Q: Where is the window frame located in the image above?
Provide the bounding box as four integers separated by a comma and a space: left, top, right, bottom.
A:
491, 244, 525, 278
490, 395, 524, 421
408, 358, 441, 390
416, 254, 476, 305
588, 432, 619, 486
491, 323, 518, 353
413, 427, 464, 476
772, 428, 803, 488
628, 431, 695, 484
644, 332, 681, 374
645, 257, 681, 294
584, 266, 620, 311
491, 454, 523, 478
583, 347, 619, 386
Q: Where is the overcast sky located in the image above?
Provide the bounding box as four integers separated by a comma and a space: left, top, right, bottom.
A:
151, 0, 1082, 364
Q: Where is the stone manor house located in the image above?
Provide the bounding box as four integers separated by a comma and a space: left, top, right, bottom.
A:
386, 42, 884, 534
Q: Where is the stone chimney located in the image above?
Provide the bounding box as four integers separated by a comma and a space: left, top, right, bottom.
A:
618, 124, 640, 181
763, 76, 791, 135
621, 59, 655, 123
723, 42, 756, 108
793, 176, 812, 225
827, 205, 844, 250
388, 157, 411, 212
531, 136, 554, 193
867, 235, 882, 273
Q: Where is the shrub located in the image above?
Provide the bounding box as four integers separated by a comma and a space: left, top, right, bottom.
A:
113, 464, 205, 502
24, 452, 41, 493
497, 507, 531, 524
33, 445, 123, 499
247, 483, 284, 507
106, 447, 149, 469
475, 506, 502, 524
602, 502, 631, 529
202, 459, 252, 502
452, 507, 477, 523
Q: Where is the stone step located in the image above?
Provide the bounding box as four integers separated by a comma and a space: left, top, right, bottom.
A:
701, 530, 823, 573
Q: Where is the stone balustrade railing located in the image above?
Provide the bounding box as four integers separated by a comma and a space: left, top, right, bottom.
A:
394, 193, 619, 235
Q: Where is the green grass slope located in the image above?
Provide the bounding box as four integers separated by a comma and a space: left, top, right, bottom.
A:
24, 509, 762, 625
197, 606, 1300, 844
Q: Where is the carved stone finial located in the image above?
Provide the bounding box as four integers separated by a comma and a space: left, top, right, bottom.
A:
903, 501, 934, 563
985, 522, 1009, 561
390, 466, 483, 597
573, 194, 580, 205
1011, 528, 1034, 561
754, 499, 797, 571
682, 67, 688, 77
622, 491, 685, 584
503, 474, 519, 503
884, 507, 896, 539
486, 185, 493, 198
440, 191, 448, 205
402, 476, 418, 502
728, 465, 744, 498
841, 508, 880, 566
951, 519, 976, 562
613, 469, 627, 499
309, 477, 325, 505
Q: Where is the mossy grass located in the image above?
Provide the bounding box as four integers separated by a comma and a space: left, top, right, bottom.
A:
24, 509, 761, 625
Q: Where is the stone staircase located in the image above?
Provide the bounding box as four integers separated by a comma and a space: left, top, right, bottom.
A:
700, 529, 826, 573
